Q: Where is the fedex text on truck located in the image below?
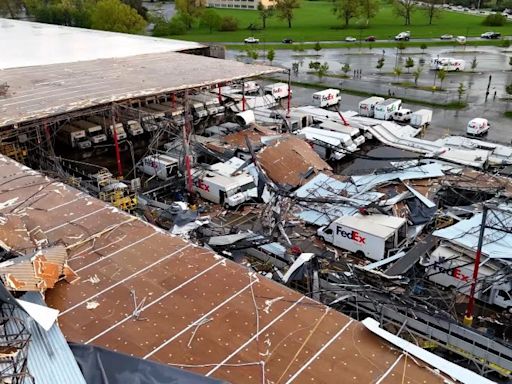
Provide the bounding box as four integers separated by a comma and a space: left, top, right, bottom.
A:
336, 226, 366, 244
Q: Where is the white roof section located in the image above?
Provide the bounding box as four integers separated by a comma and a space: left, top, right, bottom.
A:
0, 18, 205, 69
334, 214, 406, 239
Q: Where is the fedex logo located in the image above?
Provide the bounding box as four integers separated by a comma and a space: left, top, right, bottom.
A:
195, 179, 210, 192
336, 226, 366, 244
322, 94, 334, 101
453, 268, 470, 282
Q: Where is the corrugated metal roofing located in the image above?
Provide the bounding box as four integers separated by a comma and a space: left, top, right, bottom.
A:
11, 292, 86, 384
433, 206, 512, 259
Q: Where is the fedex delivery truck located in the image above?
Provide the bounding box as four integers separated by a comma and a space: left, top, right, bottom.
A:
312, 89, 341, 108
138, 154, 179, 180
264, 83, 290, 100
373, 99, 402, 120
358, 96, 384, 117
423, 245, 512, 311
317, 214, 407, 261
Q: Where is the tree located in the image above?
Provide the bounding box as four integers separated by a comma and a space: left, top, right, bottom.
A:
457, 82, 466, 103
257, 3, 274, 29
420, 42, 427, 54
317, 62, 329, 80
341, 63, 351, 75
376, 57, 385, 72
333, 0, 361, 27
413, 66, 422, 86
152, 15, 187, 36
246, 48, 259, 61
397, 42, 406, 53
438, 68, 446, 89
314, 41, 322, 52
393, 66, 402, 82
267, 48, 275, 64
471, 57, 478, 71
483, 13, 506, 26
219, 15, 238, 31
361, 0, 379, 26
275, 0, 300, 28
505, 83, 512, 97
90, 0, 146, 33
309, 61, 321, 71
176, 0, 205, 29
392, 0, 415, 26
0, 0, 24, 18
509, 57, 512, 70
405, 57, 414, 73
200, 9, 221, 32
423, 0, 442, 25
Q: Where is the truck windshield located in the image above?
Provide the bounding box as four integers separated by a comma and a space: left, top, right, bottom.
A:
239, 182, 256, 192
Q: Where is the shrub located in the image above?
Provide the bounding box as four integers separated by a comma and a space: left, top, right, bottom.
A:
501, 39, 511, 47
152, 16, 187, 36
219, 16, 239, 31
482, 13, 506, 26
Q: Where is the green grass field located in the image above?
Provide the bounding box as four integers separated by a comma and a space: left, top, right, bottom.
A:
171, 2, 512, 43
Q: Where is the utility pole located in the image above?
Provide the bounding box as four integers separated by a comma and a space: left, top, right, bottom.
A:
464, 205, 488, 327
111, 106, 123, 178
287, 69, 292, 117
182, 90, 194, 200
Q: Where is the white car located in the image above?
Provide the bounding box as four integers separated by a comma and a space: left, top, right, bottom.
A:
466, 118, 490, 136
345, 36, 357, 42
440, 34, 453, 40
244, 37, 260, 44
395, 31, 410, 41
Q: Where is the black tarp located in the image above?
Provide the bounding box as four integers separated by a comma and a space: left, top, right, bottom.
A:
406, 197, 437, 225
69, 343, 229, 384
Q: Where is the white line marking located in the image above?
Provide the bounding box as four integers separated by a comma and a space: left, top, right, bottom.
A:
45, 207, 108, 233
284, 319, 354, 384
206, 296, 306, 377
75, 232, 157, 272
59, 244, 192, 317
46, 195, 84, 211
86, 259, 225, 344
375, 353, 404, 384
143, 279, 259, 360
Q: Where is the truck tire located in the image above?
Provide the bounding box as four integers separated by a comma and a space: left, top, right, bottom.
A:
355, 250, 366, 259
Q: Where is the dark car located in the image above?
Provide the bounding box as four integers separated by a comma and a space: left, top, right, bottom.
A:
282, 38, 293, 44
365, 35, 376, 42
481, 31, 501, 39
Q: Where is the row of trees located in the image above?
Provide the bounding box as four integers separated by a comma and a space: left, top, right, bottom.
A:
256, 0, 301, 29
0, 0, 147, 33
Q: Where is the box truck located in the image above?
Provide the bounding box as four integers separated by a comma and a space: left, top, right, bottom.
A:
59, 124, 92, 149
422, 245, 512, 311
431, 57, 465, 72
264, 83, 290, 100
410, 109, 433, 128
87, 116, 127, 141
358, 96, 384, 117
373, 99, 402, 120
138, 154, 179, 181
193, 166, 257, 208
72, 120, 107, 144
312, 89, 341, 108
466, 118, 490, 136
317, 214, 407, 261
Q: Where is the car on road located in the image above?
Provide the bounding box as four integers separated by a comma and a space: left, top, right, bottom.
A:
244, 37, 259, 44
440, 34, 453, 40
282, 38, 293, 44
456, 35, 466, 44
395, 31, 410, 41
481, 31, 501, 39
365, 35, 376, 42
345, 36, 357, 42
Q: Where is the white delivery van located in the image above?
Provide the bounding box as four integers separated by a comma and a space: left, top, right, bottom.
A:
410, 109, 433, 128
423, 245, 512, 311
466, 118, 490, 136
373, 99, 402, 120
431, 57, 465, 71
59, 124, 92, 149
193, 169, 257, 207
312, 89, 341, 108
87, 116, 127, 141
391, 108, 412, 122
138, 154, 179, 181
124, 120, 144, 137
264, 83, 290, 100
317, 214, 407, 261
358, 96, 384, 117
72, 120, 107, 144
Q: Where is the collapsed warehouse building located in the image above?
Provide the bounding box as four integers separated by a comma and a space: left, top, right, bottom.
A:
0, 17, 512, 384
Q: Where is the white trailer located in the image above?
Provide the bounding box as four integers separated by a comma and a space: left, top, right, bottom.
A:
312, 89, 341, 108
423, 245, 512, 310
124, 120, 144, 137
264, 83, 290, 100
138, 154, 179, 181
317, 214, 407, 261
193, 161, 257, 207
87, 116, 127, 141
191, 94, 224, 115
59, 124, 92, 149
72, 120, 107, 144
431, 57, 465, 72
358, 96, 384, 117
374, 99, 402, 120
410, 109, 433, 128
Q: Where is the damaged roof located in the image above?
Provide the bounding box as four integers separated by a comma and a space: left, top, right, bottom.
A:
222, 125, 278, 152
0, 154, 452, 383
257, 136, 332, 189
0, 52, 281, 127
